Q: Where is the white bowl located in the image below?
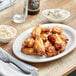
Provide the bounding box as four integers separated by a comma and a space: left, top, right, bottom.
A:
0, 25, 17, 43
42, 9, 70, 22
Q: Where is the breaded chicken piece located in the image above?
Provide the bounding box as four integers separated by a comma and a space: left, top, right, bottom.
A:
44, 40, 52, 49
40, 31, 52, 41
58, 43, 66, 52
48, 34, 66, 51
59, 34, 69, 44
22, 48, 35, 55
32, 24, 41, 38
44, 40, 58, 57
46, 46, 58, 57
52, 26, 63, 34
23, 36, 34, 48
34, 37, 45, 56
40, 33, 48, 41
41, 27, 50, 33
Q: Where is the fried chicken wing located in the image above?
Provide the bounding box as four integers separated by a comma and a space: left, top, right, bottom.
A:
40, 33, 48, 41
22, 48, 35, 55
46, 50, 58, 57
32, 24, 41, 38
46, 46, 58, 57
58, 43, 66, 52
23, 36, 34, 48
48, 34, 66, 50
52, 26, 63, 34
40, 31, 52, 41
44, 40, 58, 57
59, 34, 69, 44
34, 37, 45, 56
44, 40, 52, 49
41, 27, 50, 33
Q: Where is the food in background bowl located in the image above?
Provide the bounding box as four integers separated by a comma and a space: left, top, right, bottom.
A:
22, 24, 69, 57
0, 25, 17, 43
42, 9, 70, 22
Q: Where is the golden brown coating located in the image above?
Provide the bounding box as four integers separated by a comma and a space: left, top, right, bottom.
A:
44, 40, 52, 49
47, 45, 56, 51
46, 50, 58, 57
22, 48, 35, 55
58, 43, 66, 52
59, 34, 68, 44
32, 24, 41, 38
23, 36, 34, 48
34, 37, 45, 56
48, 34, 65, 50
41, 27, 50, 33
46, 46, 58, 57
52, 26, 63, 34
44, 40, 58, 57
40, 33, 48, 41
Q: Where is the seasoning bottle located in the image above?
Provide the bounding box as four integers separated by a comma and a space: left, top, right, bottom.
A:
28, 0, 40, 15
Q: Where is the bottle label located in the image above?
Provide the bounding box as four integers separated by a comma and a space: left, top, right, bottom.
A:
29, 0, 40, 10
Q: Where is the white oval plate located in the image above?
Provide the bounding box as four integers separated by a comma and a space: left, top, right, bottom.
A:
13, 23, 76, 63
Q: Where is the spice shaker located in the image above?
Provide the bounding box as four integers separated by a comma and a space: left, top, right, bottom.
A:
28, 0, 40, 15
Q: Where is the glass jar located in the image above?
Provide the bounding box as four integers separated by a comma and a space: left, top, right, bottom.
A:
13, 0, 28, 23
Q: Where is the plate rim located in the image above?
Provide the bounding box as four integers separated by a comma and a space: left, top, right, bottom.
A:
12, 23, 76, 63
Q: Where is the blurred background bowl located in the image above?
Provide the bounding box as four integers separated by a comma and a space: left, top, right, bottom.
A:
0, 25, 17, 43
42, 9, 70, 22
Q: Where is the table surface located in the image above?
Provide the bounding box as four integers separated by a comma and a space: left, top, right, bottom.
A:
0, 0, 76, 76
